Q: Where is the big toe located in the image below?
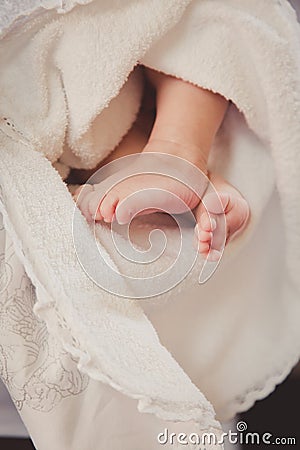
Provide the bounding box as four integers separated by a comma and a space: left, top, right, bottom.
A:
115, 188, 157, 224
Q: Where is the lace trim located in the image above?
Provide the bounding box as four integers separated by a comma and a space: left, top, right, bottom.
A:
221, 353, 300, 421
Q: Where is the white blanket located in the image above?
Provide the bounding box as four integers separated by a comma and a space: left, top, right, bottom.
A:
0, 1, 300, 449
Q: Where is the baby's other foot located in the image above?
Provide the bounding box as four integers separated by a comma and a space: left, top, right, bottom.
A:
195, 173, 250, 261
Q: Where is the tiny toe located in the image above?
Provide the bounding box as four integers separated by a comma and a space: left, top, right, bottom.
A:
75, 186, 96, 222
195, 225, 212, 243
200, 230, 212, 243
83, 191, 105, 222
199, 241, 210, 254
199, 212, 217, 232
99, 193, 119, 223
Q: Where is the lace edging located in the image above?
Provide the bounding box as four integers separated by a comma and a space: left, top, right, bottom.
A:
220, 351, 300, 421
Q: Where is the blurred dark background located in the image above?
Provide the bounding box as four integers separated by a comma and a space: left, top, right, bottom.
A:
239, 370, 299, 449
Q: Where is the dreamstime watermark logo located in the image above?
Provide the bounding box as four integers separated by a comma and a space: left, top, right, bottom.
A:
72, 153, 226, 299
157, 421, 297, 447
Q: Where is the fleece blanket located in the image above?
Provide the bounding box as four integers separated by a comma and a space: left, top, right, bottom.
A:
0, 0, 300, 449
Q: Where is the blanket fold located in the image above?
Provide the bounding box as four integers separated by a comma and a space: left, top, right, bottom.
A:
0, 0, 300, 448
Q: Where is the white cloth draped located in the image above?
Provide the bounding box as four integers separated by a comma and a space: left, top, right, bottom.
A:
0, 1, 299, 448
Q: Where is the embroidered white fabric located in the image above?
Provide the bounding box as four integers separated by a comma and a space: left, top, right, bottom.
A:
0, 213, 89, 415
0, 0, 300, 446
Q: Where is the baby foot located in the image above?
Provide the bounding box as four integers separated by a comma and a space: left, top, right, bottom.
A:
74, 149, 208, 225
195, 173, 250, 261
